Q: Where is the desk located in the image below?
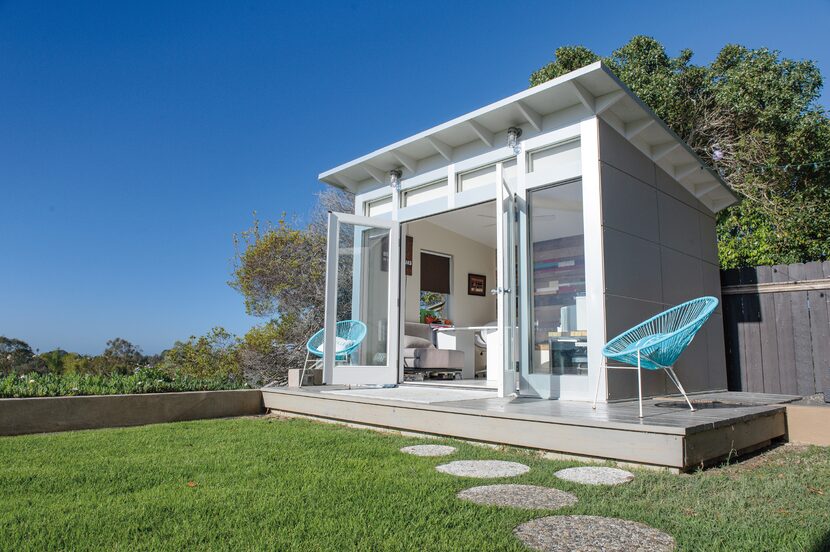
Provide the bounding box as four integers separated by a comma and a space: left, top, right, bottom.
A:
434, 326, 497, 381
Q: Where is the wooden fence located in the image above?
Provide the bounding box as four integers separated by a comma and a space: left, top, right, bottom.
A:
721, 261, 830, 397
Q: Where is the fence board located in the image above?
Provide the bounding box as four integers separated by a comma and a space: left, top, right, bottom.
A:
721, 262, 829, 397
805, 262, 829, 397
756, 266, 781, 393
771, 264, 797, 394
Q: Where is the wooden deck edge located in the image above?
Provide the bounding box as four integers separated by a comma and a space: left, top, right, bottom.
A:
265, 387, 689, 435
264, 390, 686, 468
683, 410, 787, 469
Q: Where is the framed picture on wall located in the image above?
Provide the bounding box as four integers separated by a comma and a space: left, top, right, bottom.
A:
468, 273, 486, 296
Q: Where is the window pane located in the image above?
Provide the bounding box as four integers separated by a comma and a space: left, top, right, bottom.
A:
336, 223, 390, 366
402, 179, 447, 207
528, 180, 588, 376
458, 164, 496, 192
366, 196, 393, 217
528, 140, 581, 174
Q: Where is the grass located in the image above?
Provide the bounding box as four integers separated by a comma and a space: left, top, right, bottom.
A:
0, 417, 828, 551
0, 368, 247, 398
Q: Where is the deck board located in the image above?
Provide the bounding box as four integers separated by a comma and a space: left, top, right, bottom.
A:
261, 386, 794, 470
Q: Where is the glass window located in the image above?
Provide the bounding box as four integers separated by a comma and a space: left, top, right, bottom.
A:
365, 196, 393, 217
528, 139, 581, 174
402, 179, 448, 207
419, 252, 451, 324
528, 180, 587, 377
457, 164, 496, 192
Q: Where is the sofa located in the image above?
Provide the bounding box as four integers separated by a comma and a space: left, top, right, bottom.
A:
403, 322, 464, 373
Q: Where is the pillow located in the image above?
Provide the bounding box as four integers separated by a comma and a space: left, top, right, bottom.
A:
317, 336, 354, 353
403, 335, 434, 349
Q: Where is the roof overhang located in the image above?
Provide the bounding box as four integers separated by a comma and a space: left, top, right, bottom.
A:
319, 61, 738, 213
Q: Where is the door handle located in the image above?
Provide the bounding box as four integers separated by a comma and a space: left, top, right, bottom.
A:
490, 287, 511, 295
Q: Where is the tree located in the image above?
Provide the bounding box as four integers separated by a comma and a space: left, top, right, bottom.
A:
531, 37, 830, 268
0, 336, 44, 373
230, 189, 355, 377
99, 338, 145, 374
158, 327, 241, 379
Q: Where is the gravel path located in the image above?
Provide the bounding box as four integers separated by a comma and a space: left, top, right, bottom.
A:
457, 484, 577, 510
514, 515, 675, 551
554, 466, 634, 485
400, 444, 456, 457
435, 460, 530, 478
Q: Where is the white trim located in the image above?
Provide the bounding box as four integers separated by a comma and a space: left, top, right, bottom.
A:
580, 117, 607, 403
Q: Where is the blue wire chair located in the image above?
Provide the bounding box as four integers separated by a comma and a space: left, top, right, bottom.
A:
593, 297, 719, 418
300, 320, 367, 386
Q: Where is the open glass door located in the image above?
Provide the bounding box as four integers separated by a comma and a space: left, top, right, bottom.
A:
520, 179, 590, 399
495, 162, 518, 397
323, 212, 400, 385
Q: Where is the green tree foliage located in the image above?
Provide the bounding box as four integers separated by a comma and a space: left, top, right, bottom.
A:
230, 189, 355, 376
158, 327, 241, 379
0, 336, 44, 373
531, 37, 830, 268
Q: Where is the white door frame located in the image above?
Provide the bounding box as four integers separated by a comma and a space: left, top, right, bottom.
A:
323, 212, 401, 385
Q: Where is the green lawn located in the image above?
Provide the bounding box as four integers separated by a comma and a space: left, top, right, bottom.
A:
1, 417, 828, 551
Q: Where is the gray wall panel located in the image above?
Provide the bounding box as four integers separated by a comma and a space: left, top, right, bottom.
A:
655, 166, 710, 213
661, 247, 704, 306
658, 193, 702, 258
601, 163, 660, 242
603, 228, 663, 303
698, 212, 719, 265
598, 120, 655, 185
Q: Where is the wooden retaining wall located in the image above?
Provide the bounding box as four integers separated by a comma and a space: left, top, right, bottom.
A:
721, 261, 830, 397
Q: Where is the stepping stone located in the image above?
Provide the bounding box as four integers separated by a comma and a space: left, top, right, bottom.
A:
436, 460, 529, 478
515, 515, 675, 552
554, 466, 634, 485
400, 445, 456, 457
457, 484, 577, 510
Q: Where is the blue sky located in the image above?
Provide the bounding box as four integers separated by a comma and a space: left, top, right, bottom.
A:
1, 1, 828, 354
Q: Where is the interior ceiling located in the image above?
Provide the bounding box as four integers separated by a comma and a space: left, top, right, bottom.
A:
422, 201, 497, 249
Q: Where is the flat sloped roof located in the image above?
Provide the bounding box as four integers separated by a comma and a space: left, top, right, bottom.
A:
319, 62, 737, 212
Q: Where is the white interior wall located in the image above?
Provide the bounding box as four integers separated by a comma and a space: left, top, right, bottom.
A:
404, 219, 497, 327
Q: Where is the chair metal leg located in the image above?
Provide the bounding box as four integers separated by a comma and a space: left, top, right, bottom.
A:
637, 350, 643, 419
665, 366, 695, 412
300, 352, 312, 387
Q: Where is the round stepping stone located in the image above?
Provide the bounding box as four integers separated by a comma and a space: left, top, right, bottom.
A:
515, 515, 675, 552
436, 460, 529, 478
457, 484, 577, 510
400, 444, 456, 457
554, 466, 634, 486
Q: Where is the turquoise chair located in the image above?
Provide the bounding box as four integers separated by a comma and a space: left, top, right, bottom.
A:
301, 320, 367, 386
593, 297, 719, 418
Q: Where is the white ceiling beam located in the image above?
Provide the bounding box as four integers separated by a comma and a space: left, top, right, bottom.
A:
594, 90, 626, 115
651, 142, 681, 162
515, 100, 542, 131
624, 118, 654, 140
363, 164, 386, 184
466, 119, 494, 147
694, 180, 721, 198
674, 162, 700, 181
334, 175, 358, 189
426, 136, 454, 161
569, 80, 595, 112
391, 150, 417, 173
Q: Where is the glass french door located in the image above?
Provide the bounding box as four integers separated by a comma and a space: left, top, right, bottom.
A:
519, 179, 590, 399
323, 212, 401, 385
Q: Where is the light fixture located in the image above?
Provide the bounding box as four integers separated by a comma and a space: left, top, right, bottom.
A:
507, 126, 523, 155
389, 169, 402, 191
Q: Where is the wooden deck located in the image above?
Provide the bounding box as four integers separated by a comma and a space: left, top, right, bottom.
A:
261, 385, 797, 472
